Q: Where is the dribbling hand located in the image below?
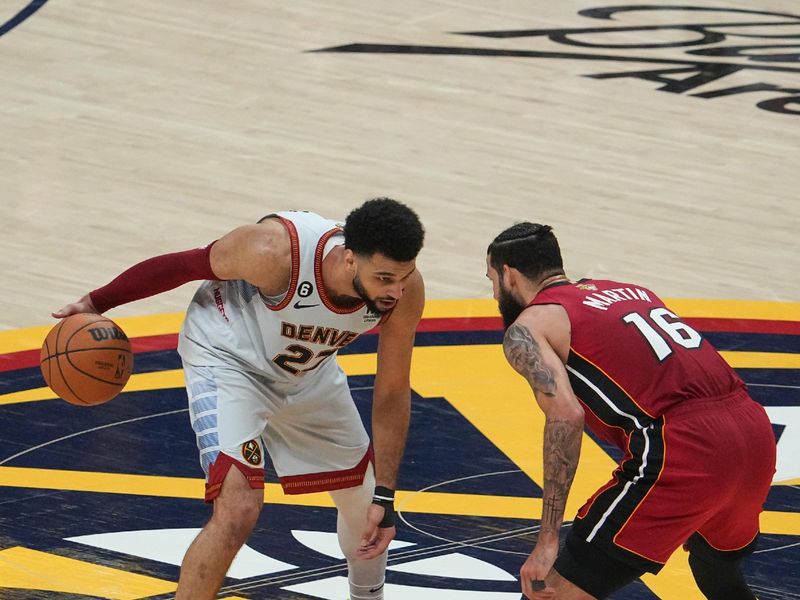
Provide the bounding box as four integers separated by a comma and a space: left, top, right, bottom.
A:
52, 294, 98, 319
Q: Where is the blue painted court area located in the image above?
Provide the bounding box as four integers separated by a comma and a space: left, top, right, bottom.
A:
1, 315, 798, 599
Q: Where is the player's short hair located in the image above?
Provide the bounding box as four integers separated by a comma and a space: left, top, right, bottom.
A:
487, 222, 564, 281
344, 198, 425, 262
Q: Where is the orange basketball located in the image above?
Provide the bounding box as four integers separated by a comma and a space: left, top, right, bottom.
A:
40, 313, 134, 406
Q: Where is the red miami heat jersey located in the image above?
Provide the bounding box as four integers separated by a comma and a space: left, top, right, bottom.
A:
530, 279, 745, 447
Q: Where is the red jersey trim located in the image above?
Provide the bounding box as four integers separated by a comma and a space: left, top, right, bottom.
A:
263, 216, 300, 312
279, 447, 373, 495
205, 452, 265, 503
314, 227, 365, 315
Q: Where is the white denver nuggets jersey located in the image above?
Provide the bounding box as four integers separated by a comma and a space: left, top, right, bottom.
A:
178, 211, 382, 384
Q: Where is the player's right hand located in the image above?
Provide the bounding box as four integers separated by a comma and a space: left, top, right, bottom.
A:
519, 541, 557, 599
52, 294, 98, 319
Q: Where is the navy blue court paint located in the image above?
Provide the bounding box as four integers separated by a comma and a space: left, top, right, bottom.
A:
0, 1, 49, 39
1, 324, 798, 597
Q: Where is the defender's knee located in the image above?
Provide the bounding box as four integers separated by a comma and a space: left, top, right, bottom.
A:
686, 534, 757, 600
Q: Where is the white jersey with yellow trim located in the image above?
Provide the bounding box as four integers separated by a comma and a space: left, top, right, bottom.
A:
178, 210, 382, 383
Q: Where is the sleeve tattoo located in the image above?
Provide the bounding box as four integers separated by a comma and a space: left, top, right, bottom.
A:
503, 323, 557, 397
503, 324, 582, 534
541, 418, 582, 533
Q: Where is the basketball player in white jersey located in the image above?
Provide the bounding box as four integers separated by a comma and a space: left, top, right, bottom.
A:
54, 198, 426, 600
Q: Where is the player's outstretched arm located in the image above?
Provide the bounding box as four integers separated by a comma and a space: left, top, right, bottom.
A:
358, 270, 425, 559
503, 306, 583, 599
52, 219, 290, 318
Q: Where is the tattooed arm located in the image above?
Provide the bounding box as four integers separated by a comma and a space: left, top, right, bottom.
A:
503, 307, 584, 597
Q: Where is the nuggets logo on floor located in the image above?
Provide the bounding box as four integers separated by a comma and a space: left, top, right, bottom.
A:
241, 440, 262, 465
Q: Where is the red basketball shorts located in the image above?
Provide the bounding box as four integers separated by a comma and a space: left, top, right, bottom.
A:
572, 389, 776, 572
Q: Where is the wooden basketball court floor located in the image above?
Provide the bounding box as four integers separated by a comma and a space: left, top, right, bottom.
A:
1, 2, 798, 598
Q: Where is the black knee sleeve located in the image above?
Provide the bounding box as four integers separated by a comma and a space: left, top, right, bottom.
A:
686, 533, 760, 600
688, 552, 756, 600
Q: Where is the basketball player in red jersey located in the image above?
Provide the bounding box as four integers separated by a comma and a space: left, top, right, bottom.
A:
54, 198, 425, 600
486, 223, 775, 600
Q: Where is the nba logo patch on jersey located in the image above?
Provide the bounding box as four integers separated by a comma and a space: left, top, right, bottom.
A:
577, 282, 598, 291
241, 440, 262, 465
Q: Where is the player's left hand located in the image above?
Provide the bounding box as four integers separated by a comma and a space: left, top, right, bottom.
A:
357, 502, 396, 559
519, 539, 558, 599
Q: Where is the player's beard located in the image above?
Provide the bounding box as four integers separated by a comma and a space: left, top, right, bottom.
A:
497, 283, 525, 330
353, 273, 388, 315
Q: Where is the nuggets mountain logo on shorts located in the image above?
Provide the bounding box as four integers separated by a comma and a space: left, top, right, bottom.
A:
242, 440, 262, 465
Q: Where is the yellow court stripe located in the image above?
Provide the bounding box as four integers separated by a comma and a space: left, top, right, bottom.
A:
0, 349, 795, 408
0, 466, 795, 534
0, 546, 176, 599
641, 549, 704, 600
0, 353, 379, 406
720, 351, 800, 369
409, 344, 616, 516
3, 299, 799, 355
0, 312, 185, 355
421, 299, 499, 319
665, 299, 800, 321
761, 510, 800, 536
0, 466, 541, 517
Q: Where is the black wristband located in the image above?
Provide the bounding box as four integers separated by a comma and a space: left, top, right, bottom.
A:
372, 486, 396, 528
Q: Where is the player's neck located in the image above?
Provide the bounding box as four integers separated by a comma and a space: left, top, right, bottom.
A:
531, 273, 570, 297
321, 245, 362, 305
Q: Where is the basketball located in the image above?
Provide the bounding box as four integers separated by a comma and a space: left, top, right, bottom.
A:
40, 313, 134, 406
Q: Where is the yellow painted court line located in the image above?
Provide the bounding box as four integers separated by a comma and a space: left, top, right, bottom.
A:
0, 353, 379, 406
664, 299, 800, 321
641, 548, 705, 600
0, 546, 176, 599
0, 312, 185, 355
719, 351, 800, 369
1, 348, 796, 408
777, 477, 800, 486
1, 466, 794, 534
761, 510, 800, 536
421, 298, 499, 319
0, 466, 541, 518
2, 299, 798, 354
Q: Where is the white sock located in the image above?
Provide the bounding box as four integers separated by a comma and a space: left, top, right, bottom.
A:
348, 578, 385, 600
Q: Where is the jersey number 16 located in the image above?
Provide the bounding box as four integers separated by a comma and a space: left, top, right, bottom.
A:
622, 307, 702, 361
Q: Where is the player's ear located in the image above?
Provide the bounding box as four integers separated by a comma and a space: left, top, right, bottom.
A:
502, 264, 517, 289
343, 248, 357, 273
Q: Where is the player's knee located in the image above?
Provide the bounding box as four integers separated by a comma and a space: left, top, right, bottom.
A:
211, 480, 263, 543
331, 468, 375, 521
688, 552, 756, 600
211, 499, 261, 549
